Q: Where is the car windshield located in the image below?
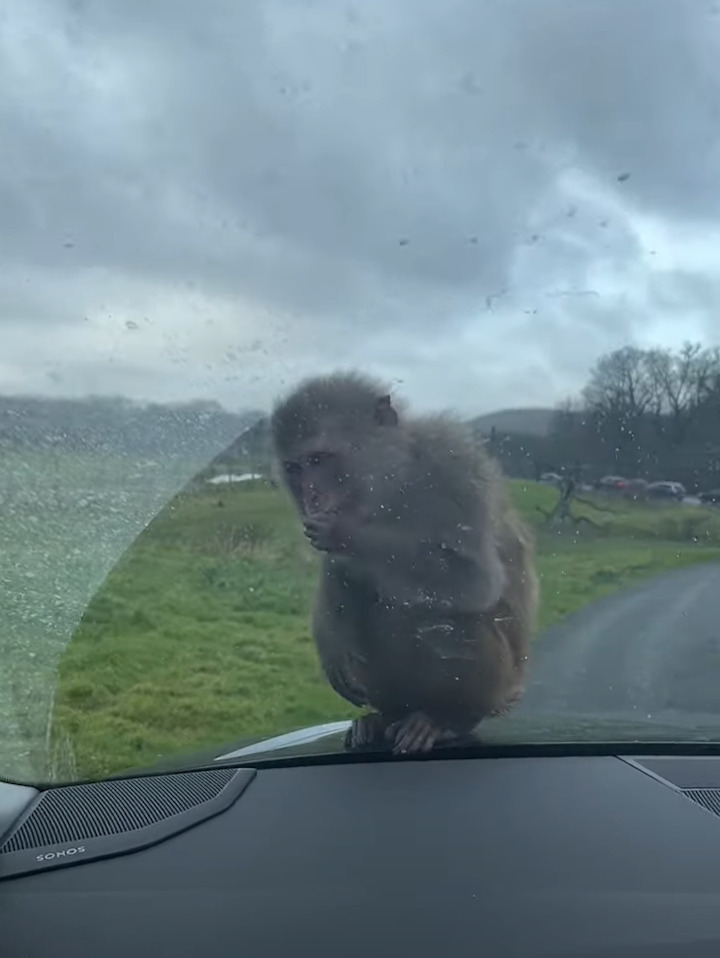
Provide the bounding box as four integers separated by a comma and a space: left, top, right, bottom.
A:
3, 0, 720, 787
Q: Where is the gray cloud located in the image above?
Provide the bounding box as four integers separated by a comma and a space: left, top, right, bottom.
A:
1, 0, 719, 415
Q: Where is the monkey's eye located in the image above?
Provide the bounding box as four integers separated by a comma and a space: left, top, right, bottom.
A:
307, 451, 331, 467
284, 461, 301, 476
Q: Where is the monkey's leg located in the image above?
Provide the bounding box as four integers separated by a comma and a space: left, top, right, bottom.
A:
344, 712, 390, 750
312, 564, 372, 708
323, 655, 368, 708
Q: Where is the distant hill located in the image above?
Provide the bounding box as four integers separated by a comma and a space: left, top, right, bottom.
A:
470, 407, 556, 438
0, 394, 260, 460
209, 416, 272, 470
0, 393, 555, 468
208, 405, 558, 474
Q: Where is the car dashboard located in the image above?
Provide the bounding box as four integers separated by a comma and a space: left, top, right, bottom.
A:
3, 749, 720, 957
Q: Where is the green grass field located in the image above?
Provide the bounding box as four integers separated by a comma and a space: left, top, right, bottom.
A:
0, 448, 215, 782
44, 478, 720, 782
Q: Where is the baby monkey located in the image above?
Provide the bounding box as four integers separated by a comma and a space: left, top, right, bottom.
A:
270, 371, 539, 755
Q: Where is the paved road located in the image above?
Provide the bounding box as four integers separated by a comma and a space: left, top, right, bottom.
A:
513, 562, 720, 727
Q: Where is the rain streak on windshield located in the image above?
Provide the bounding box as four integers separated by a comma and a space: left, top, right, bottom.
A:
2, 0, 720, 785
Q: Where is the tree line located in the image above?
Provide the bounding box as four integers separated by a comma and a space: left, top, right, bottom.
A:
4, 344, 718, 492
488, 342, 720, 493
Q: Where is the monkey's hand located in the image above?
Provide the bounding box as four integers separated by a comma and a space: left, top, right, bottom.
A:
303, 512, 355, 554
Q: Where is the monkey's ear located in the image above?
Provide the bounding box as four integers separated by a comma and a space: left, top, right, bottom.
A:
374, 394, 399, 427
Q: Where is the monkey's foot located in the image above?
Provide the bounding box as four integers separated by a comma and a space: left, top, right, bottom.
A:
386, 712, 448, 756
344, 713, 389, 751
488, 683, 525, 718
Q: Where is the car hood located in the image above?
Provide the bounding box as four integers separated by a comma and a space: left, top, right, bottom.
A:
138, 711, 720, 776
214, 720, 354, 761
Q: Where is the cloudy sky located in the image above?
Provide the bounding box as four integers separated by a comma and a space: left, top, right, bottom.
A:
2, 0, 720, 416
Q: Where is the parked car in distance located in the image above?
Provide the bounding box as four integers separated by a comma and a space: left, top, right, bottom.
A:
646, 481, 686, 501
623, 478, 649, 500
539, 472, 564, 486
698, 488, 720, 505
596, 475, 627, 492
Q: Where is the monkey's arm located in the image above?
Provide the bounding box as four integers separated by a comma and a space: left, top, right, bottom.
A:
306, 495, 505, 615
349, 523, 504, 613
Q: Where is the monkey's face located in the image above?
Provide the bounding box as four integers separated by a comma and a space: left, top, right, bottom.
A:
283, 444, 357, 518
273, 383, 403, 521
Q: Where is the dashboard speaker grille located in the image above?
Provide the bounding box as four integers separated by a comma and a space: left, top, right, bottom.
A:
682, 788, 720, 818
2, 767, 237, 852
0, 766, 255, 880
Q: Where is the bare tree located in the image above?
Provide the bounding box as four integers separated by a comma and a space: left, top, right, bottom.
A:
583, 346, 656, 419
646, 343, 720, 444
582, 346, 658, 472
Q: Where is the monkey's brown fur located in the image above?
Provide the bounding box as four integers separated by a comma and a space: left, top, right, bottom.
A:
271, 370, 539, 754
